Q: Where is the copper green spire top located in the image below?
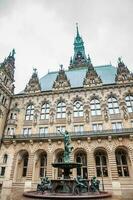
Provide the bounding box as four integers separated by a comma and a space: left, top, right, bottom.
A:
69, 25, 92, 69
76, 22, 80, 37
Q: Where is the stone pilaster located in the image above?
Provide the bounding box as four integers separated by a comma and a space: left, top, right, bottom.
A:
46, 152, 53, 179
108, 150, 118, 180
87, 150, 96, 178
10, 153, 17, 180
26, 153, 34, 180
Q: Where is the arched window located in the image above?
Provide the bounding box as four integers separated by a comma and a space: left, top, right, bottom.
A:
115, 149, 129, 177
40, 103, 50, 120
22, 153, 29, 177
76, 151, 88, 179
57, 102, 66, 118
108, 97, 119, 114
39, 152, 47, 177
56, 152, 64, 178
125, 95, 133, 113
90, 99, 101, 116
25, 104, 34, 120
74, 100, 83, 117
95, 150, 108, 177
3, 154, 8, 164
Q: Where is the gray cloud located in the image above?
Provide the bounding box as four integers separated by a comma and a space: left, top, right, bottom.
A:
0, 0, 133, 93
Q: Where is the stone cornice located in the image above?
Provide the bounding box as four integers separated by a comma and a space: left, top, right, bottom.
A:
13, 82, 133, 99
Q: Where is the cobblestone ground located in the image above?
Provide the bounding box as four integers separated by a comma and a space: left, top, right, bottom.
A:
0, 189, 133, 200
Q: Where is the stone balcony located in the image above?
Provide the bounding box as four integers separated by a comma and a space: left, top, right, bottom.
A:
6, 119, 17, 126
2, 128, 133, 144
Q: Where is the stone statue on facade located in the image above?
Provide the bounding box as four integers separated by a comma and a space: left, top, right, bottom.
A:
59, 130, 73, 163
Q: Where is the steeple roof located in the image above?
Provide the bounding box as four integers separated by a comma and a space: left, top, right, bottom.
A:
69, 24, 90, 69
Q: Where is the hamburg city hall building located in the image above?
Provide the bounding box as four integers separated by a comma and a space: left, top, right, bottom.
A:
0, 26, 133, 197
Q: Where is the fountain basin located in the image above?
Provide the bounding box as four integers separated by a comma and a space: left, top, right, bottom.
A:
52, 162, 82, 169
23, 191, 112, 199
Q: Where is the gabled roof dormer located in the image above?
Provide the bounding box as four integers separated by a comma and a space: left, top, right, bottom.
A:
83, 56, 102, 87
24, 68, 41, 93
115, 57, 133, 83
53, 65, 71, 90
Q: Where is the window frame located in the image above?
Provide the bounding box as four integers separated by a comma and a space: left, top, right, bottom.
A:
56, 101, 66, 119
25, 104, 34, 121
73, 100, 84, 117
90, 98, 101, 116
108, 96, 120, 115
40, 103, 50, 120
125, 95, 133, 113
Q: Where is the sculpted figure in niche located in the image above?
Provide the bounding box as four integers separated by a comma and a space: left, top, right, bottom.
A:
67, 111, 71, 124
122, 105, 128, 120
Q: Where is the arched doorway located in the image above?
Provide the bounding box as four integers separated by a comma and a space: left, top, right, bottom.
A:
33, 150, 47, 181
94, 149, 108, 177
75, 150, 88, 179
115, 148, 129, 177
16, 150, 29, 181
56, 151, 64, 178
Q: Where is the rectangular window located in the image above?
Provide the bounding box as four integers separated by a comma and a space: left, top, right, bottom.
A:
0, 167, 5, 176
112, 122, 123, 130
39, 127, 48, 135
56, 126, 65, 133
92, 123, 103, 131
23, 128, 31, 136
2, 96, 7, 105
7, 127, 15, 135
74, 125, 84, 132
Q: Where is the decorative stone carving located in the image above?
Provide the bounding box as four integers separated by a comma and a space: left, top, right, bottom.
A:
85, 109, 89, 123
104, 107, 109, 122
33, 109, 39, 126
24, 68, 41, 93
122, 105, 128, 120
83, 65, 102, 87
50, 111, 54, 125
115, 57, 133, 83
53, 65, 71, 90
67, 110, 72, 124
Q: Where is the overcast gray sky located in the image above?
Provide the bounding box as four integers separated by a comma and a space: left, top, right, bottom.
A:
0, 0, 133, 93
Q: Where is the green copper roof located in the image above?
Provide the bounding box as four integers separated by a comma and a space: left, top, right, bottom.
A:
39, 64, 117, 91
72, 24, 87, 65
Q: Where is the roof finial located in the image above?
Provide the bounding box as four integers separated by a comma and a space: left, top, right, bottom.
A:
60, 64, 63, 71
76, 22, 80, 37
33, 67, 37, 74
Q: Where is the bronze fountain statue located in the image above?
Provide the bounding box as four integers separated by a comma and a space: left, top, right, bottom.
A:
24, 130, 111, 199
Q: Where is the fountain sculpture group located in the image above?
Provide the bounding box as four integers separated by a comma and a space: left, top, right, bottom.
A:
24, 130, 111, 199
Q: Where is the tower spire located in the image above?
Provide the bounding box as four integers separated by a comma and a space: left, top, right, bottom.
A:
76, 22, 80, 37
69, 24, 90, 69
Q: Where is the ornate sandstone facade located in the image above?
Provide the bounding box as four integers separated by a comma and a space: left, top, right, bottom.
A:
0, 26, 133, 197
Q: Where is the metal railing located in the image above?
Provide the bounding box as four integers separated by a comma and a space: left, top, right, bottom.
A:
2, 128, 133, 141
